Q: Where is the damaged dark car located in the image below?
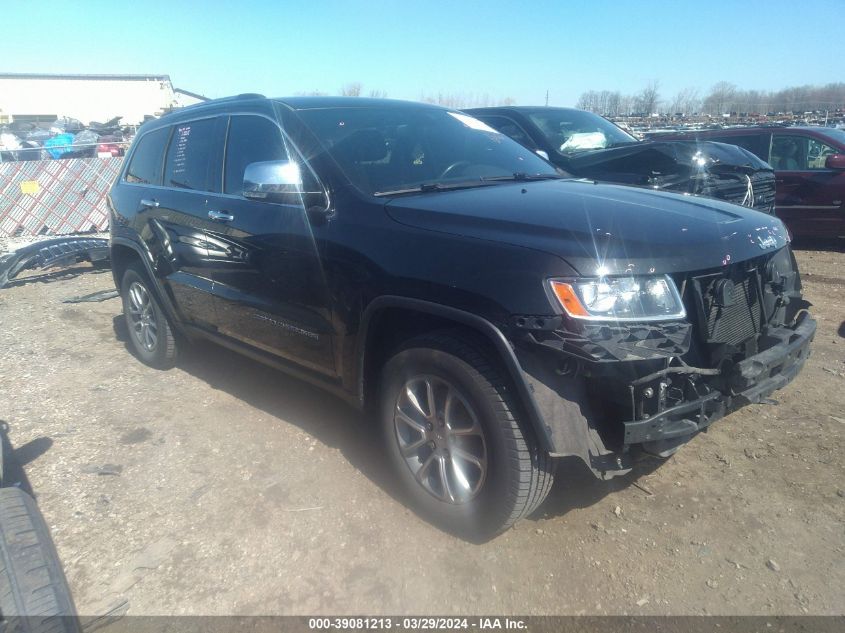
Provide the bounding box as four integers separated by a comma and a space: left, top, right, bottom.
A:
109, 96, 814, 539
465, 106, 777, 214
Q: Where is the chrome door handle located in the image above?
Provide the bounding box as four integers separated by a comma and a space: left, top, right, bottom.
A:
208, 210, 234, 222
140, 198, 159, 208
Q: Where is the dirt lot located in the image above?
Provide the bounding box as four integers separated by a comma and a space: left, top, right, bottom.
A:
0, 245, 843, 617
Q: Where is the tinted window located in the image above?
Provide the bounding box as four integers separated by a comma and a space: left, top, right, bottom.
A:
163, 118, 220, 192
710, 134, 766, 159
125, 127, 169, 185
224, 115, 288, 195
479, 116, 538, 150
297, 107, 556, 195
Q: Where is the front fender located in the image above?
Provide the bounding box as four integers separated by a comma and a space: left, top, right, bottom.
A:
357, 295, 556, 453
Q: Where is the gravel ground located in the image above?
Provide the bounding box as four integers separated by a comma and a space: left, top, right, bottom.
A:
0, 244, 842, 617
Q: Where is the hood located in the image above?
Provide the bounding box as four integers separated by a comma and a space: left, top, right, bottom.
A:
565, 139, 773, 174
385, 179, 788, 276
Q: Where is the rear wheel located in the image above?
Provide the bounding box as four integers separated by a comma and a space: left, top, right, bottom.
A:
120, 264, 178, 369
379, 332, 554, 540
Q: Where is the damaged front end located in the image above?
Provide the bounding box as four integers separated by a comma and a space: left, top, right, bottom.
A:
566, 140, 777, 215
512, 245, 815, 478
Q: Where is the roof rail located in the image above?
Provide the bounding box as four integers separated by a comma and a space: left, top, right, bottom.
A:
161, 93, 268, 118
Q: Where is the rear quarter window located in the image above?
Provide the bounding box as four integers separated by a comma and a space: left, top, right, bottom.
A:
125, 127, 170, 185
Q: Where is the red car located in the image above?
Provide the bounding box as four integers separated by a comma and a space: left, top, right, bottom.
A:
659, 126, 845, 238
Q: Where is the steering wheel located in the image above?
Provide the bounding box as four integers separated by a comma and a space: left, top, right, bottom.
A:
438, 161, 471, 180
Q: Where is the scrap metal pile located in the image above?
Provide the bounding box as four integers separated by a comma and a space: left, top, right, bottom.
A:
0, 116, 133, 162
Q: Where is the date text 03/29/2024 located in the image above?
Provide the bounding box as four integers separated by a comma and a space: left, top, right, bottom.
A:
307, 617, 528, 630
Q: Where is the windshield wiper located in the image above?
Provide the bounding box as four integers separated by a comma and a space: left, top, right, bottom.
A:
373, 180, 497, 197
481, 173, 564, 182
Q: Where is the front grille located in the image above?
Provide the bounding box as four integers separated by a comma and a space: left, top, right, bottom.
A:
706, 172, 776, 213
749, 173, 776, 213
692, 265, 763, 347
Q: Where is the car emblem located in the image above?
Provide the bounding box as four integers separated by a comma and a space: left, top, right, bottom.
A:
757, 234, 777, 250
741, 175, 755, 208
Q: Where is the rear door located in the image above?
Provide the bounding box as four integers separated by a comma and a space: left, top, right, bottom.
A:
769, 132, 845, 237
153, 116, 227, 328
117, 119, 225, 328
205, 113, 336, 376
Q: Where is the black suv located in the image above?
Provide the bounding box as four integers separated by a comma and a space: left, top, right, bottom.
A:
108, 96, 815, 539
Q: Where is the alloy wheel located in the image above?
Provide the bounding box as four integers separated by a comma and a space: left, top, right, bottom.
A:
393, 375, 487, 504
127, 281, 158, 352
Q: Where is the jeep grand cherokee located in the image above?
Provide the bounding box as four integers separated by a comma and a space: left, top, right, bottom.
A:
108, 96, 815, 539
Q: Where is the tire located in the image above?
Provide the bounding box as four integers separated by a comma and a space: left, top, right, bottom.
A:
0, 422, 10, 488
0, 488, 81, 633
120, 263, 178, 369
379, 331, 554, 540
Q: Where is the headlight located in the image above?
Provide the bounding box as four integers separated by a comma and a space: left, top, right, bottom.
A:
549, 275, 686, 321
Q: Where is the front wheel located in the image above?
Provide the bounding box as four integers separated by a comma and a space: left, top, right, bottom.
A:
379, 332, 554, 540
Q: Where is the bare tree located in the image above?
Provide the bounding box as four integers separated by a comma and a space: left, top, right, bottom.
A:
368, 89, 388, 99
635, 80, 661, 116
340, 82, 362, 97
704, 81, 737, 115
670, 87, 700, 115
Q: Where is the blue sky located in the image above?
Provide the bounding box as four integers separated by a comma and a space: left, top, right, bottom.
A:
4, 0, 843, 106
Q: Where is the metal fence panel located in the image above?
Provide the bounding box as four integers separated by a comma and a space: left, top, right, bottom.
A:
0, 157, 122, 237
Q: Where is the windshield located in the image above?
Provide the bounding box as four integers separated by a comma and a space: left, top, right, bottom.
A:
527, 109, 639, 155
296, 106, 558, 195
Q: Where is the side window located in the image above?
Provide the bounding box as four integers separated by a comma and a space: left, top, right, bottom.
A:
478, 116, 538, 150
710, 134, 767, 160
125, 127, 169, 185
163, 118, 221, 192
807, 137, 838, 169
768, 135, 836, 171
224, 115, 288, 195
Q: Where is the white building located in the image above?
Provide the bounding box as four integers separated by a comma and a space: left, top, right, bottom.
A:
0, 73, 208, 126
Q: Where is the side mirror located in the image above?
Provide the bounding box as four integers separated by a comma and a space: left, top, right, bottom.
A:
243, 160, 304, 199
825, 154, 845, 170
243, 160, 329, 214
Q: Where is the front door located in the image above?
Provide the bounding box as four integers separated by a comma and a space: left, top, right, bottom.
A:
205, 114, 336, 376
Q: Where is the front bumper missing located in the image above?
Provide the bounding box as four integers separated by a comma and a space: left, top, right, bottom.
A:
622, 313, 816, 446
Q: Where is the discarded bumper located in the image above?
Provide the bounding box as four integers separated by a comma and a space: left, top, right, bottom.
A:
0, 237, 109, 288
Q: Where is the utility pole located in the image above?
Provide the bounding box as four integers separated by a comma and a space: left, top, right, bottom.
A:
545, 90, 549, 107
